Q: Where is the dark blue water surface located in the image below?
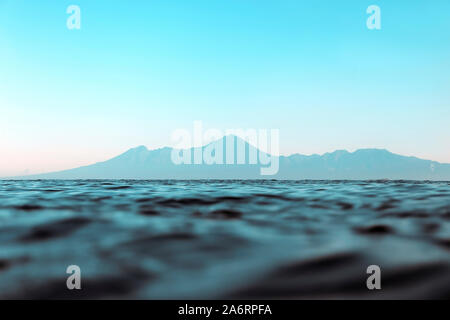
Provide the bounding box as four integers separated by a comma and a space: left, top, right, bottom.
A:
0, 180, 449, 299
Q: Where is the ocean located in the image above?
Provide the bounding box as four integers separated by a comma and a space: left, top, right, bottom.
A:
0, 180, 449, 299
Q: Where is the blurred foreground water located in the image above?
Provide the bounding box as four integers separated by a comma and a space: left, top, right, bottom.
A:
0, 180, 449, 299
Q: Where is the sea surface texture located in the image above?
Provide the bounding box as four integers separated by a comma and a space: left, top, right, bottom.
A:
0, 180, 449, 299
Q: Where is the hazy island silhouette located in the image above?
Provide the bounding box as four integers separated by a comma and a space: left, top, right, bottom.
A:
5, 136, 450, 180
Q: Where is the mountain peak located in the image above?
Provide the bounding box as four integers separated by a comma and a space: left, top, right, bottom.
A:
113, 145, 150, 161
124, 145, 149, 154
132, 145, 148, 151
354, 148, 390, 153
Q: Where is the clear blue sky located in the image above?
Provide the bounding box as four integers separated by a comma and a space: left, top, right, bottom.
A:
1, 0, 449, 175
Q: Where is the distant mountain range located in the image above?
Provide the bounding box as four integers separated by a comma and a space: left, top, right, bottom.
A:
6, 136, 450, 180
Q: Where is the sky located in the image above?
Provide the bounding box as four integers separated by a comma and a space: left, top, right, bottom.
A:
0, 0, 449, 176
